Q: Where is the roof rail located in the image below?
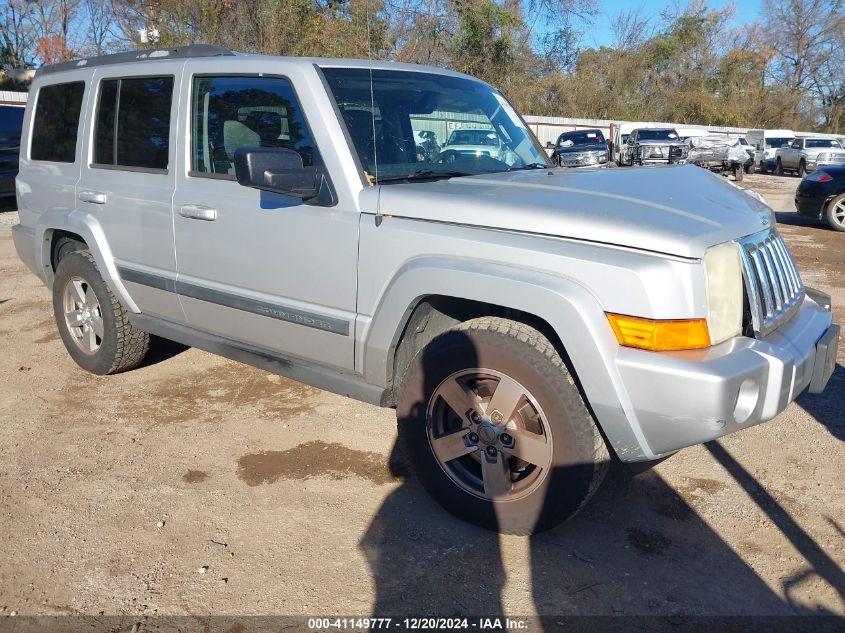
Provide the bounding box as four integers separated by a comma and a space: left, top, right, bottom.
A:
37, 44, 234, 76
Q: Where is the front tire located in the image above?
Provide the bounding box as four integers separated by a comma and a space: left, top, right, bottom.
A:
397, 317, 609, 534
52, 250, 150, 375
825, 193, 845, 232
798, 160, 807, 178
776, 158, 784, 176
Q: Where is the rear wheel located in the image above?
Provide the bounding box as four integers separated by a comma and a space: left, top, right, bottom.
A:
52, 250, 149, 374
397, 317, 609, 535
825, 193, 845, 232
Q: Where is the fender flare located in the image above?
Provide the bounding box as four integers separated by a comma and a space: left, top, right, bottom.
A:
35, 208, 140, 313
360, 256, 654, 460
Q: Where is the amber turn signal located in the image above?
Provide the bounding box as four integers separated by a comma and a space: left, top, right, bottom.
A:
606, 313, 711, 351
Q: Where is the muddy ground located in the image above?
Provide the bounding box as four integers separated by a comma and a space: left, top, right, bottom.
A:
0, 173, 842, 626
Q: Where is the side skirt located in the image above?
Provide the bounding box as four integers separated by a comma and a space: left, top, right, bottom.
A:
128, 313, 389, 408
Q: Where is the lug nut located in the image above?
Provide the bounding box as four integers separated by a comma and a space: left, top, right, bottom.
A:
485, 446, 498, 458
468, 433, 479, 444
500, 433, 513, 446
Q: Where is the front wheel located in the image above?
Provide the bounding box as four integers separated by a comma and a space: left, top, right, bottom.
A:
397, 317, 609, 534
798, 160, 807, 178
52, 250, 150, 375
776, 159, 784, 176
825, 193, 845, 232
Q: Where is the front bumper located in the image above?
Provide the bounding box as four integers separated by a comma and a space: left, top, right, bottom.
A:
614, 292, 836, 458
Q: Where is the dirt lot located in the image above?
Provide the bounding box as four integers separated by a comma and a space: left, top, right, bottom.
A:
0, 173, 843, 627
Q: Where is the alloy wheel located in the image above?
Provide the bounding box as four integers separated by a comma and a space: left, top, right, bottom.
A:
426, 368, 553, 501
62, 275, 104, 354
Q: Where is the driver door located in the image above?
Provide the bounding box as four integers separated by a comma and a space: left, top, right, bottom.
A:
172, 69, 359, 371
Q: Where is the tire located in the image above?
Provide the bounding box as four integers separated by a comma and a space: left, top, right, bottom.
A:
798, 160, 807, 178
825, 193, 845, 232
746, 163, 755, 175
396, 317, 610, 535
758, 161, 767, 174
52, 250, 149, 375
775, 158, 784, 176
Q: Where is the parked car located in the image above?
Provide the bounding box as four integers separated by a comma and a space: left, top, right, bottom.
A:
688, 135, 749, 182
775, 137, 845, 177
0, 104, 25, 200
440, 128, 505, 161
12, 46, 838, 535
620, 128, 688, 166
547, 128, 609, 167
795, 165, 845, 231
746, 129, 795, 174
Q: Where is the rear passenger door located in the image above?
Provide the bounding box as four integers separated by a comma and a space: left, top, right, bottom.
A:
172, 70, 358, 371
76, 68, 183, 323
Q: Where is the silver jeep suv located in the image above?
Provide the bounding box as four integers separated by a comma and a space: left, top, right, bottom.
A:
12, 46, 839, 534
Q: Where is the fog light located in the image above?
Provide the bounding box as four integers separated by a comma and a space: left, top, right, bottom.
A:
733, 378, 759, 424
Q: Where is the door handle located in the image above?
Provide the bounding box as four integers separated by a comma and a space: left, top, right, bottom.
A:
78, 190, 107, 204
179, 204, 217, 221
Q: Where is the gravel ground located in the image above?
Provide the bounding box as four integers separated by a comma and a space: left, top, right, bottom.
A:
0, 173, 842, 626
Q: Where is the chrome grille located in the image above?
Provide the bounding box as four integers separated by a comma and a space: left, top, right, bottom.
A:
739, 230, 804, 336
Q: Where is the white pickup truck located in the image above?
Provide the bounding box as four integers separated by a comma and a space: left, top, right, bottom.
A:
775, 137, 845, 177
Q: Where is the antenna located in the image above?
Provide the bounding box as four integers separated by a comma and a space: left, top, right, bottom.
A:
365, 0, 383, 227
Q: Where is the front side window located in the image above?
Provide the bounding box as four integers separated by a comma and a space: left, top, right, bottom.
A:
191, 75, 321, 178
806, 139, 839, 149
94, 76, 173, 170
31, 81, 85, 162
320, 67, 548, 182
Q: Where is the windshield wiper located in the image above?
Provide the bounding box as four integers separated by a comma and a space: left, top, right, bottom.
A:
508, 162, 551, 171
375, 169, 473, 183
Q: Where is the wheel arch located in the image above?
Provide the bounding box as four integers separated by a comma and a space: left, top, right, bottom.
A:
36, 209, 140, 313
361, 257, 651, 461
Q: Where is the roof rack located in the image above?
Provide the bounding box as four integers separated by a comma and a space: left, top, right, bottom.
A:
37, 44, 235, 76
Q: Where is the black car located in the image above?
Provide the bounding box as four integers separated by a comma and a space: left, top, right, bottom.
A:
795, 165, 845, 231
547, 128, 609, 168
0, 105, 25, 200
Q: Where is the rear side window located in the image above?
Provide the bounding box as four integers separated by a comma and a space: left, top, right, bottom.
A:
191, 75, 321, 178
31, 81, 85, 162
94, 76, 174, 171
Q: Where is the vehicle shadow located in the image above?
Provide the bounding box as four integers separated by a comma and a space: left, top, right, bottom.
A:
0, 198, 16, 212
137, 334, 190, 368
796, 363, 845, 441
774, 211, 831, 230
361, 331, 843, 625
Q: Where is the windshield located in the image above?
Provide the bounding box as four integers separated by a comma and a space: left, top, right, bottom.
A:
0, 106, 24, 138
806, 139, 841, 148
447, 129, 500, 146
557, 130, 604, 147
765, 137, 793, 149
320, 67, 549, 182
637, 129, 679, 141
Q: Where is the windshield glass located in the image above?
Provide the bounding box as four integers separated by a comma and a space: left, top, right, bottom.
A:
320, 67, 549, 181
637, 129, 679, 141
806, 139, 840, 148
0, 106, 24, 138
765, 137, 793, 149
557, 130, 604, 147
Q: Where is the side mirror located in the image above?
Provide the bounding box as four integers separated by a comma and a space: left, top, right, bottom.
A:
234, 147, 319, 199
545, 141, 555, 150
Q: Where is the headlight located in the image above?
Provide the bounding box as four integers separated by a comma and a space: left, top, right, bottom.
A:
703, 242, 743, 345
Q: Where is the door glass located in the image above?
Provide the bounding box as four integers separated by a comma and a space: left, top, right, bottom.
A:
191, 75, 321, 178
93, 76, 174, 170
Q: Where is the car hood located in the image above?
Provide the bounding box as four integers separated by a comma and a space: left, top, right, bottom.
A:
377, 164, 773, 258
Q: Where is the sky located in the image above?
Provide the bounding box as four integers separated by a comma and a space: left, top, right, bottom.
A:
579, 0, 765, 49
